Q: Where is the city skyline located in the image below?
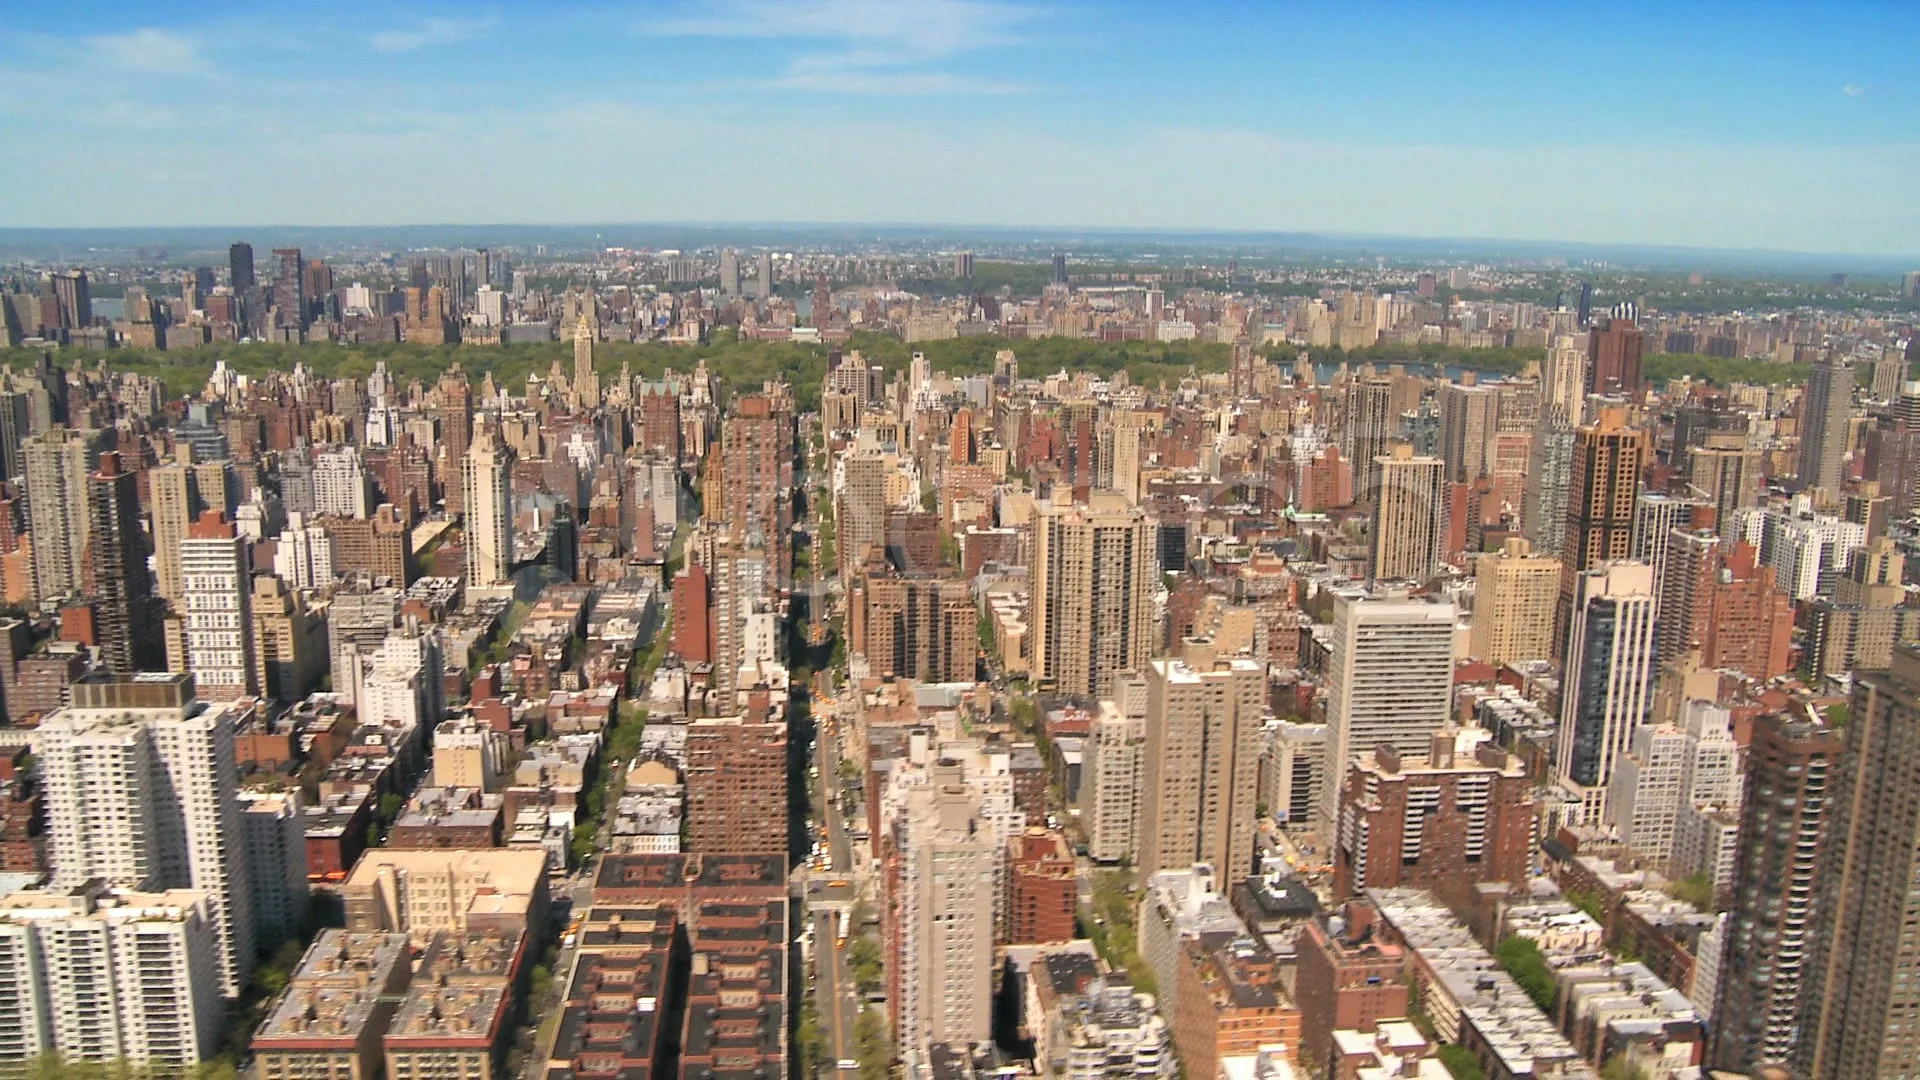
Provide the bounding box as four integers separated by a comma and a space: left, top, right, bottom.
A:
1, 1, 1917, 256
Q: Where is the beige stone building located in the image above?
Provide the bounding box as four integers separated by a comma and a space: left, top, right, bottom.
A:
1031, 493, 1156, 696
1469, 537, 1562, 665
1138, 646, 1265, 879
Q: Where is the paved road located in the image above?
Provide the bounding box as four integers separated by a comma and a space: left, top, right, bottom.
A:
817, 720, 853, 874
814, 909, 861, 1079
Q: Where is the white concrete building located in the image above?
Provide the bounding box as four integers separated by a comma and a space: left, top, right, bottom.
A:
238, 789, 309, 949
897, 777, 998, 1051
1319, 590, 1457, 834
36, 675, 255, 998
178, 513, 256, 697
312, 444, 371, 518
0, 886, 225, 1069
272, 511, 335, 590
1084, 697, 1145, 864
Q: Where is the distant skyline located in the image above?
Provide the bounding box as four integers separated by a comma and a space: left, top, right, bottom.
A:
3, 1, 1917, 257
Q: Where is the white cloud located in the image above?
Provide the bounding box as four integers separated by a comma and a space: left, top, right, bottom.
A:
85, 27, 206, 75
370, 16, 497, 53
647, 0, 1044, 94
1843, 82, 1872, 97
649, 0, 1040, 57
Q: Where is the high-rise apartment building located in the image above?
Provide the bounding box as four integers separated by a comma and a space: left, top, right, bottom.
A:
1369, 445, 1445, 585
1318, 591, 1457, 834
49, 270, 91, 330
719, 249, 741, 297
1031, 494, 1157, 696
1085, 692, 1147, 864
0, 886, 225, 1069
1585, 317, 1644, 397
1793, 644, 1920, 1078
1689, 435, 1763, 528
719, 392, 794, 574
149, 457, 201, 604
272, 512, 335, 590
463, 426, 513, 589
838, 448, 893, 580
1708, 712, 1842, 1073
37, 674, 256, 998
312, 444, 371, 518
1437, 383, 1497, 484
1469, 537, 1561, 665
1803, 536, 1920, 682
1523, 405, 1576, 556
1656, 530, 1720, 666
1558, 408, 1651, 645
1344, 376, 1397, 500
856, 573, 977, 683
23, 427, 99, 602
436, 367, 473, 515
1797, 353, 1853, 496
1331, 730, 1534, 900
684, 717, 788, 856
896, 778, 997, 1050
271, 247, 305, 331
86, 451, 161, 673
1630, 492, 1712, 611
177, 512, 255, 698
1556, 562, 1658, 822
1137, 651, 1265, 879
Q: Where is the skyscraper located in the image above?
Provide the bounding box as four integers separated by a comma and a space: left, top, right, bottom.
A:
1437, 383, 1497, 484
178, 512, 255, 698
1585, 316, 1643, 396
149, 457, 201, 605
463, 426, 513, 589
1523, 405, 1576, 556
1797, 352, 1853, 496
1031, 494, 1157, 696
897, 776, 997, 1050
49, 270, 91, 330
38, 674, 256, 998
571, 317, 600, 410
1369, 444, 1445, 585
1137, 650, 1265, 879
1630, 491, 1712, 613
1318, 590, 1457, 834
719, 392, 794, 564
1543, 335, 1587, 421
1556, 562, 1658, 821
87, 452, 161, 673
436, 366, 472, 516
1051, 253, 1068, 284
1793, 643, 1920, 1078
1343, 376, 1397, 500
1559, 407, 1651, 646
719, 248, 741, 297
228, 242, 255, 294
754, 251, 774, 299
1710, 710, 1842, 1074
1688, 436, 1763, 531
1470, 536, 1561, 665
23, 427, 99, 602
270, 247, 305, 329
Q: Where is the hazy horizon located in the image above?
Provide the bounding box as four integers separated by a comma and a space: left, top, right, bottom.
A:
4, 1, 1916, 258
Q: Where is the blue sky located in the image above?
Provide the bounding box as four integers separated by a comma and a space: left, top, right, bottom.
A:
2, 0, 1917, 256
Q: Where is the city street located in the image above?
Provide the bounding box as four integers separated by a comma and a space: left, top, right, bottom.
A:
814, 908, 862, 1078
